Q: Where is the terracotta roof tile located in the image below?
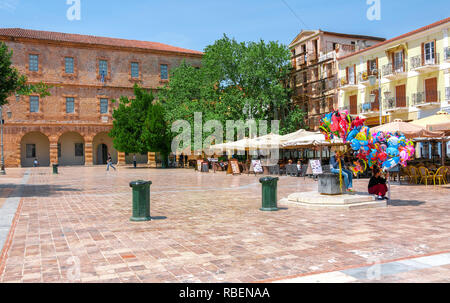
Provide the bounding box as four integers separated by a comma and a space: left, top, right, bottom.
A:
0, 28, 203, 56
339, 17, 450, 61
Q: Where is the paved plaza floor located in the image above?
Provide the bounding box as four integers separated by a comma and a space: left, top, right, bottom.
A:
0, 166, 449, 283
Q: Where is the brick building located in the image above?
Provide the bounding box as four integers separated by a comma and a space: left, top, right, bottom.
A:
0, 28, 202, 168
289, 30, 385, 130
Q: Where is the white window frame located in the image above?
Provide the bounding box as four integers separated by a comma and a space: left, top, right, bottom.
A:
348, 66, 355, 85
424, 41, 435, 64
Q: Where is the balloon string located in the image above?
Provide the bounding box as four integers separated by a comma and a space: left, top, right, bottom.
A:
338, 156, 343, 194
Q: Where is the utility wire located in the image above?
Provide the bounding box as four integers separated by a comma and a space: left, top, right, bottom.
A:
280, 0, 309, 29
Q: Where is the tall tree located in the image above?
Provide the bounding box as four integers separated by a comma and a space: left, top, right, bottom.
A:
0, 42, 50, 106
142, 101, 171, 167
110, 84, 155, 154
159, 34, 306, 147
110, 84, 171, 165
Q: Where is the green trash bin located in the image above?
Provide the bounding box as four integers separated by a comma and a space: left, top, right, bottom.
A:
52, 164, 59, 174
259, 177, 279, 211
130, 180, 152, 222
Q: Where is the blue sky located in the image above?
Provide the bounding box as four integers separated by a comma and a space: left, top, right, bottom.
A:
0, 0, 448, 51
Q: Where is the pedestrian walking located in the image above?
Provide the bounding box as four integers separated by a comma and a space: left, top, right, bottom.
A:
33, 158, 39, 167
106, 153, 116, 171
179, 153, 184, 168
133, 154, 137, 168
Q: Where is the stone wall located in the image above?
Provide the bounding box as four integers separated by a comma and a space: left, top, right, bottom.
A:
1, 35, 202, 167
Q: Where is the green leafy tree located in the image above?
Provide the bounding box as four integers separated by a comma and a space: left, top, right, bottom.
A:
142, 102, 171, 167
110, 84, 155, 154
159, 34, 306, 147
110, 84, 172, 166
0, 42, 50, 106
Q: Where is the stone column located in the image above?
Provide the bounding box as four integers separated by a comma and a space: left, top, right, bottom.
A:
84, 136, 94, 166
147, 152, 156, 168
15, 142, 21, 168
49, 142, 58, 165
117, 152, 126, 166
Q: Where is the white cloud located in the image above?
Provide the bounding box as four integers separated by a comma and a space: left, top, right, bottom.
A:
0, 0, 19, 12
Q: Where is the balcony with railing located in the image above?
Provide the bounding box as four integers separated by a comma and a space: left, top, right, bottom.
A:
412, 91, 441, 108
359, 101, 380, 116
384, 96, 409, 112
307, 51, 318, 62
410, 53, 440, 72
335, 44, 356, 58
445, 47, 450, 62
318, 50, 336, 63
358, 70, 379, 86
382, 61, 408, 80
339, 76, 358, 92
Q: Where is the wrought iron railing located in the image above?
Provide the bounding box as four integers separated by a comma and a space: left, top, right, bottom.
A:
445, 47, 450, 61
385, 96, 409, 109
410, 53, 440, 69
382, 62, 408, 76
412, 91, 440, 105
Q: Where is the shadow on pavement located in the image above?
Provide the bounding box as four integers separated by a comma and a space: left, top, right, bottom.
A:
0, 184, 81, 198
388, 200, 425, 207
151, 216, 167, 220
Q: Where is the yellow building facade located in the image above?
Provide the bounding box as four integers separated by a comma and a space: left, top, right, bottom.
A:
338, 18, 450, 128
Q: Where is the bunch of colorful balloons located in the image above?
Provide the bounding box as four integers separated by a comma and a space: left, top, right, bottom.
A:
320, 110, 415, 176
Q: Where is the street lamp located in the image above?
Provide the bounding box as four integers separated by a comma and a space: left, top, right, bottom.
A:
0, 106, 5, 175
368, 69, 382, 125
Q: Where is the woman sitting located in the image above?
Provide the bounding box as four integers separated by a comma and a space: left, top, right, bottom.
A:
368, 166, 389, 200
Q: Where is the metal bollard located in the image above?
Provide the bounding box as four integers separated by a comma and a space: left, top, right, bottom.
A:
52, 164, 59, 174
259, 177, 279, 211
129, 180, 152, 222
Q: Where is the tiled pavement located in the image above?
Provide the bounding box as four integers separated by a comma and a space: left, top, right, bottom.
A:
0, 166, 449, 283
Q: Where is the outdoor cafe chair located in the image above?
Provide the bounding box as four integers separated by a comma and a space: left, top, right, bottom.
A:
401, 166, 411, 183
434, 167, 448, 186
408, 166, 420, 184
287, 164, 300, 177
418, 166, 435, 186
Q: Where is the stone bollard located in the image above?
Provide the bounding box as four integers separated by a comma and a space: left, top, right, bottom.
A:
52, 164, 59, 175
130, 180, 152, 222
259, 177, 279, 211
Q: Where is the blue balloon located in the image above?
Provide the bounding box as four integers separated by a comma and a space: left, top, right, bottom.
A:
351, 139, 361, 151
386, 146, 399, 157
347, 128, 359, 142
382, 157, 400, 170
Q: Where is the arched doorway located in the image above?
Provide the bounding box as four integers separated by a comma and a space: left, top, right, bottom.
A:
92, 132, 117, 165
97, 144, 108, 165
58, 132, 85, 166
20, 132, 50, 167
